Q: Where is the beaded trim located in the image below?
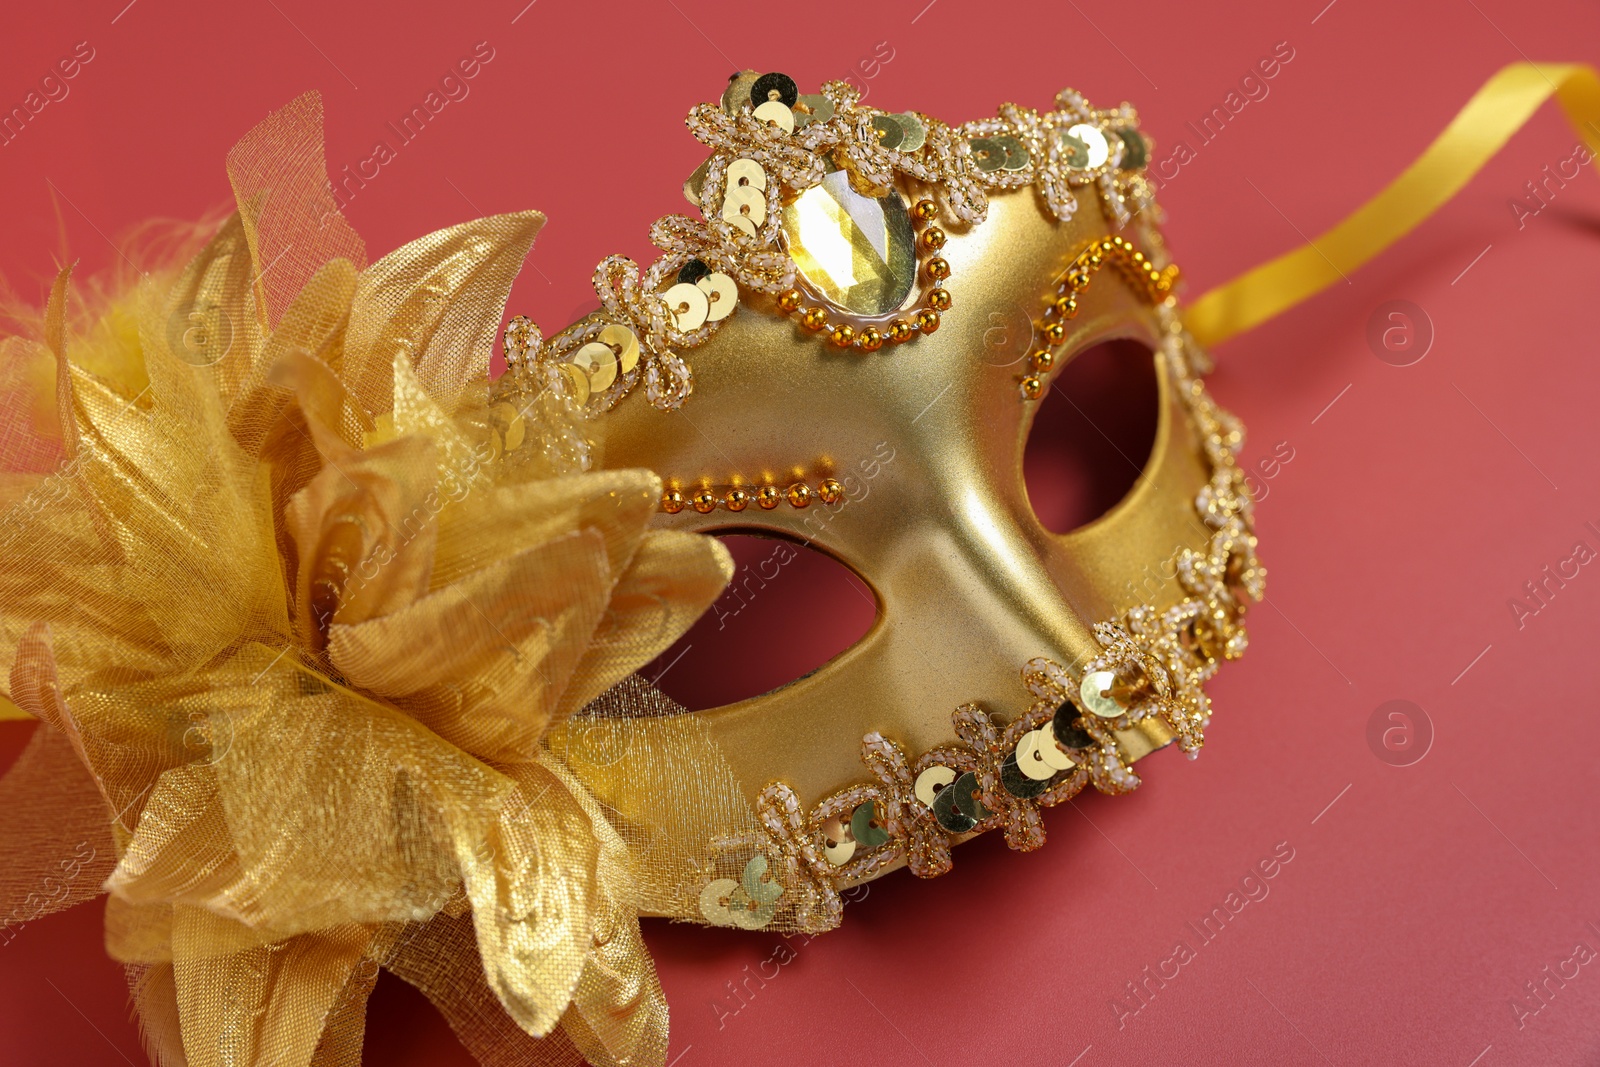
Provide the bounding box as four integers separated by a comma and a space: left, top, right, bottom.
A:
1020, 235, 1181, 400
696, 304, 1263, 934
497, 75, 1156, 415
660, 476, 843, 516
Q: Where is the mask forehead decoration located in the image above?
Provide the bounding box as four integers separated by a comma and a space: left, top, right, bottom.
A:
497, 71, 1263, 933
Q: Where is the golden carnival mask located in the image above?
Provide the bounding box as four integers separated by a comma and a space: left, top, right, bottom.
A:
1, 59, 1597, 1067
494, 69, 1257, 932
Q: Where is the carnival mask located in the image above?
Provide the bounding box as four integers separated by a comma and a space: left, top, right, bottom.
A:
5, 56, 1587, 1067
493, 70, 1263, 933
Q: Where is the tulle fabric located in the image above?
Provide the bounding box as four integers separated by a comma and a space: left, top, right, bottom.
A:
0, 91, 750, 1067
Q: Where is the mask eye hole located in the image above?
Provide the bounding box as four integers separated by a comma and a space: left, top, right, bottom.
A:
642, 533, 878, 712
1023, 338, 1161, 533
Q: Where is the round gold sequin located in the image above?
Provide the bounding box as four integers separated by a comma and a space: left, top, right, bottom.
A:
697, 272, 738, 322
721, 184, 767, 229
1080, 670, 1124, 719
1015, 731, 1056, 781
741, 854, 784, 904
597, 323, 640, 374
750, 72, 798, 108
491, 401, 518, 434
677, 259, 711, 285
663, 282, 710, 331
1035, 730, 1075, 771
794, 93, 834, 127
559, 363, 590, 406
698, 878, 739, 923
932, 782, 976, 833
871, 114, 904, 150
893, 112, 927, 153
914, 765, 957, 808
1001, 753, 1051, 799
502, 413, 525, 452
682, 157, 710, 207
727, 157, 767, 192
997, 135, 1030, 171
1114, 127, 1147, 169
726, 213, 758, 238
571, 341, 619, 392
821, 814, 856, 866
850, 800, 891, 849
1061, 123, 1110, 170
752, 99, 795, 133
951, 771, 992, 823
968, 136, 1008, 172
722, 70, 760, 114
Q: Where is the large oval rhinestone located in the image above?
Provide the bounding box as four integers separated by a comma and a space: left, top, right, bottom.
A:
782, 170, 916, 316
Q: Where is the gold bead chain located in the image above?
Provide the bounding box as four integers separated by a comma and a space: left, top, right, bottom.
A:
661, 477, 846, 515
1019, 235, 1180, 400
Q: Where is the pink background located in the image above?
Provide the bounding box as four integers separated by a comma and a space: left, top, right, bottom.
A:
4, 1, 1600, 1064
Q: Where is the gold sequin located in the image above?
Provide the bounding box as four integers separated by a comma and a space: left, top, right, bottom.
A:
571, 341, 619, 392
914, 765, 957, 808
752, 99, 795, 133
663, 282, 710, 331
1062, 123, 1111, 170
1015, 732, 1057, 780
722, 70, 760, 114
794, 93, 834, 127
559, 363, 590, 406
698, 878, 739, 924
968, 136, 1008, 172
696, 271, 739, 322
871, 114, 904, 150
821, 814, 856, 866
1080, 670, 1124, 719
597, 323, 640, 374
721, 183, 767, 229
726, 157, 767, 192
893, 112, 927, 153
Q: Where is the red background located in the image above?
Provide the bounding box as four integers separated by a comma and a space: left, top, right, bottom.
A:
4, 1, 1600, 1065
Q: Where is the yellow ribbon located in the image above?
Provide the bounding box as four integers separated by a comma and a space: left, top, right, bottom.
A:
1184, 62, 1600, 347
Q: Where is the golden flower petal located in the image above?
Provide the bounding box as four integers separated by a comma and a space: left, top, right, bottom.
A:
228, 257, 360, 457
559, 529, 734, 719
282, 431, 442, 651
171, 908, 379, 1067
458, 758, 598, 1041
552, 758, 668, 1067
94, 646, 511, 943
344, 211, 544, 420
225, 90, 367, 330
328, 529, 612, 763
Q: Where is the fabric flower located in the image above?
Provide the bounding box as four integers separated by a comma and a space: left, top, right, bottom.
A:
0, 91, 730, 1067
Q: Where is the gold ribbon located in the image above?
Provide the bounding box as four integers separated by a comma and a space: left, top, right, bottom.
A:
1184, 62, 1600, 347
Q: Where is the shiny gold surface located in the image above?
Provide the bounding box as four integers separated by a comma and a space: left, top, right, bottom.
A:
591, 182, 1209, 816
